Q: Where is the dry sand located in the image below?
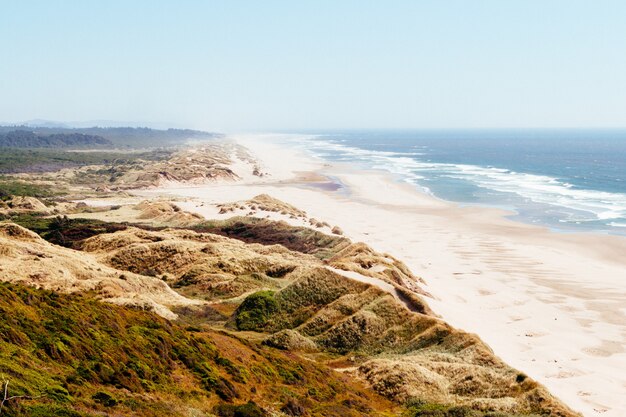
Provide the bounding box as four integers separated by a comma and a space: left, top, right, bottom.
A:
129, 134, 626, 417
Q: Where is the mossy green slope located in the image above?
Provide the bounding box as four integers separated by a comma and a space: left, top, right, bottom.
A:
0, 282, 397, 416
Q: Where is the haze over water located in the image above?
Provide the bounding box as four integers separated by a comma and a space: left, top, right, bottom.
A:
285, 129, 626, 236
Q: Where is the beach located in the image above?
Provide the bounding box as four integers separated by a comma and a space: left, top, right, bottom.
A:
134, 135, 626, 417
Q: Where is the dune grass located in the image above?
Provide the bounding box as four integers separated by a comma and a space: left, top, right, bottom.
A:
0, 178, 63, 200
194, 216, 351, 259
0, 282, 398, 416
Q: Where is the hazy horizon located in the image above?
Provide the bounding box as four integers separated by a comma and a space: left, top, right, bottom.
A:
5, 120, 626, 133
2, 1, 626, 131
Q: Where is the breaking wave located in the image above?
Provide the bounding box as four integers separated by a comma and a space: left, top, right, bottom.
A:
289, 136, 626, 232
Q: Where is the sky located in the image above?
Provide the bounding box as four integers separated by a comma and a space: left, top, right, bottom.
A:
1, 1, 626, 131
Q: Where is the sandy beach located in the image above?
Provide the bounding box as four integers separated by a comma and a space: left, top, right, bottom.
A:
133, 135, 626, 417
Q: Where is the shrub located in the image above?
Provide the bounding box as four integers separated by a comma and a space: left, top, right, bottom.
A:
235, 291, 279, 331
281, 398, 306, 416
45, 385, 72, 403
91, 391, 118, 407
214, 401, 267, 417
19, 405, 87, 417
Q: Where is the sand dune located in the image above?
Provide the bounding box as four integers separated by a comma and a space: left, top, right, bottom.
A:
132, 135, 626, 417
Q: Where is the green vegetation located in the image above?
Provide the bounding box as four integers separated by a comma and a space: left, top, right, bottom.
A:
0, 282, 396, 416
0, 147, 171, 174
0, 178, 62, 199
0, 130, 111, 148
234, 268, 366, 334
0, 282, 212, 415
235, 291, 279, 331
0, 125, 220, 148
72, 126, 219, 147
0, 214, 576, 417
404, 400, 543, 417
213, 401, 267, 417
91, 391, 118, 407
6, 214, 130, 247
195, 216, 350, 259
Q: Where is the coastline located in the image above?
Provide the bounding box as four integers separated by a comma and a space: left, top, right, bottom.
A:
133, 135, 626, 417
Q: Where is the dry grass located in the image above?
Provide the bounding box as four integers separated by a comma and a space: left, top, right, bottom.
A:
77, 226, 312, 302
217, 194, 308, 219
328, 242, 429, 295
228, 267, 580, 416
16, 215, 576, 415
108, 142, 259, 188
0, 282, 399, 417
0, 223, 200, 319
135, 200, 204, 226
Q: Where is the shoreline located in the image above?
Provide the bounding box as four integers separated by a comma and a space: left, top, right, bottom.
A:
132, 135, 626, 417
272, 132, 626, 239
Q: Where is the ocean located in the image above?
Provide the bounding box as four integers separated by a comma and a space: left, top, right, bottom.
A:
282, 129, 626, 236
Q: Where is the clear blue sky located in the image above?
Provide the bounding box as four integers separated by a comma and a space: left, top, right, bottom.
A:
1, 1, 625, 131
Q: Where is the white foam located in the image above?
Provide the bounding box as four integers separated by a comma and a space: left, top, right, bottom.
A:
290, 136, 626, 226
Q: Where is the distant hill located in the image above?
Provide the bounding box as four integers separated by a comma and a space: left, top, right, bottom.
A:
21, 119, 71, 128
0, 125, 220, 148
0, 130, 112, 148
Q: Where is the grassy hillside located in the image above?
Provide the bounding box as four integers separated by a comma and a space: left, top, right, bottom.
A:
0, 282, 397, 417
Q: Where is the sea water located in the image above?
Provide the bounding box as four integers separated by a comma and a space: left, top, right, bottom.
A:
283, 129, 626, 236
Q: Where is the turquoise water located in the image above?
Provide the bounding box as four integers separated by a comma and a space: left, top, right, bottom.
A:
285, 129, 626, 236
